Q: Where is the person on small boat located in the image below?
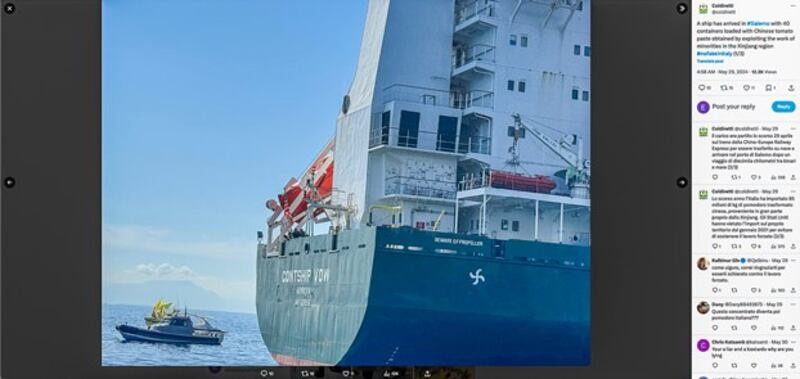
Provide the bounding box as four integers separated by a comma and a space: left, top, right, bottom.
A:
145, 299, 179, 327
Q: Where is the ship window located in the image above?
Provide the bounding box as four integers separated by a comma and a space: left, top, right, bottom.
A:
572, 88, 580, 100
509, 34, 517, 46
573, 45, 581, 55
398, 111, 420, 148
512, 220, 520, 232
437, 116, 458, 153
584, 46, 591, 57
582, 90, 590, 102
520, 35, 528, 47
518, 80, 526, 93
415, 221, 426, 229
470, 219, 475, 230
507, 80, 515, 91
577, 0, 583, 11
501, 219, 509, 231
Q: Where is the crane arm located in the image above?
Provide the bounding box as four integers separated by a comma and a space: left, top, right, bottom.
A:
512, 114, 580, 169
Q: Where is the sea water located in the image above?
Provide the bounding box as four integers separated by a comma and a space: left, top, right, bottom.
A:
102, 304, 277, 366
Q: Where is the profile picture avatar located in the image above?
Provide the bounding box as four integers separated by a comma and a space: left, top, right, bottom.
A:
696, 257, 709, 271
696, 301, 710, 315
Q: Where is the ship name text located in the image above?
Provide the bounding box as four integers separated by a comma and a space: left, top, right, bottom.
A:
281, 268, 330, 284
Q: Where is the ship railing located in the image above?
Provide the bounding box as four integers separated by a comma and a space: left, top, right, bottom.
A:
382, 84, 460, 109
458, 173, 486, 191
383, 84, 494, 111
457, 135, 491, 155
452, 44, 495, 69
370, 126, 490, 155
455, 0, 496, 25
460, 90, 494, 109
385, 176, 457, 200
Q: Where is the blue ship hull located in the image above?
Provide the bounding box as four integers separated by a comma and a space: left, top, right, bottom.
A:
256, 226, 589, 366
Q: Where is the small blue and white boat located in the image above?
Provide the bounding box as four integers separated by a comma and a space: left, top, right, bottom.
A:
116, 313, 225, 346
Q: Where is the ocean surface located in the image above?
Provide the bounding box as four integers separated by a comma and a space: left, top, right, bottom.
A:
102, 303, 277, 366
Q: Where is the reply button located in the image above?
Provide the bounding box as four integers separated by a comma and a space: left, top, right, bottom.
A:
772, 101, 796, 113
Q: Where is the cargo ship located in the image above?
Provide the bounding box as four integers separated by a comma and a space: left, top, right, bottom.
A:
256, 0, 591, 366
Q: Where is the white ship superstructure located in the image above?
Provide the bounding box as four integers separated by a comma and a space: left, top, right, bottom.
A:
329, 0, 590, 245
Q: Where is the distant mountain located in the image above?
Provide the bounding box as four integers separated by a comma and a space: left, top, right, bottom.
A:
102, 280, 237, 313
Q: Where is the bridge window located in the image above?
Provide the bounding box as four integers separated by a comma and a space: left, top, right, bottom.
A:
509, 34, 517, 46
512, 220, 520, 232
520, 35, 528, 47
501, 219, 509, 231
507, 80, 515, 91
437, 116, 458, 153
398, 110, 420, 148
518, 80, 526, 93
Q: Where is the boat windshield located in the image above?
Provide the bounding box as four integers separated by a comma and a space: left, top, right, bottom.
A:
189, 315, 212, 330
169, 318, 191, 327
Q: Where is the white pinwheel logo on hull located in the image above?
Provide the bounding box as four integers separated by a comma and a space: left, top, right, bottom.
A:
469, 268, 485, 285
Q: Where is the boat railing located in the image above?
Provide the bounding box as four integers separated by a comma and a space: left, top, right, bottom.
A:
385, 175, 457, 200
455, 0, 496, 25
452, 44, 496, 69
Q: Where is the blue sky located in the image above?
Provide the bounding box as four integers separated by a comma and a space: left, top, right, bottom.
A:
102, 0, 367, 313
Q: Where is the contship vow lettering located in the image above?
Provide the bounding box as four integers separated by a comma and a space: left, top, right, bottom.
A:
281, 268, 330, 283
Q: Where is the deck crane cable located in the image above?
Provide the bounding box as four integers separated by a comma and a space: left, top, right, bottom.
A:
508, 113, 591, 198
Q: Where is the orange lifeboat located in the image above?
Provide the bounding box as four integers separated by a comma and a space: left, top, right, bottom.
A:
489, 170, 556, 194
277, 139, 335, 225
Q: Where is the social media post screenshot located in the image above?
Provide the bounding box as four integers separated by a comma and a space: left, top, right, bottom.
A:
693, 0, 800, 377
692, 122, 799, 185
693, 253, 800, 296
693, 296, 800, 338
694, 0, 799, 79
694, 335, 799, 374
692, 186, 800, 253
